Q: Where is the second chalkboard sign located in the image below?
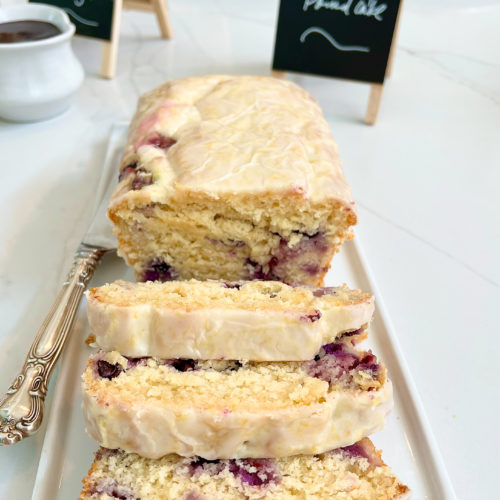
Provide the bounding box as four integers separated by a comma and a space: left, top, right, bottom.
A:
273, 0, 401, 84
29, 0, 115, 41
29, 1, 173, 79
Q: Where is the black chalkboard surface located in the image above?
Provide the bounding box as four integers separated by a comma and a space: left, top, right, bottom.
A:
30, 0, 115, 40
273, 0, 401, 84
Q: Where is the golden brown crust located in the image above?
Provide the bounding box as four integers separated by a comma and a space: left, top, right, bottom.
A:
78, 454, 100, 500
85, 334, 96, 346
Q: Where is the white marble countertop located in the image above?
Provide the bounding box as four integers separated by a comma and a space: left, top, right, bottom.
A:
0, 0, 498, 498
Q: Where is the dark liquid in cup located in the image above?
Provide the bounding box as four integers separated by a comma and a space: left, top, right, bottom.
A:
0, 20, 61, 43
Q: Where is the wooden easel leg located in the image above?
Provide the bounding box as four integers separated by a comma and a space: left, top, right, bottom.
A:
271, 70, 286, 79
152, 0, 173, 39
101, 0, 123, 78
123, 1, 153, 12
365, 84, 384, 125
101, 42, 116, 79
385, 0, 404, 77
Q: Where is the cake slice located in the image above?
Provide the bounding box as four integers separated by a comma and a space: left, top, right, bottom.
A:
82, 340, 392, 459
86, 280, 374, 360
108, 75, 357, 286
79, 438, 410, 499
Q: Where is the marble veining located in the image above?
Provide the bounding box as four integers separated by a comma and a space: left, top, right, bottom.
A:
358, 201, 500, 289
400, 46, 500, 105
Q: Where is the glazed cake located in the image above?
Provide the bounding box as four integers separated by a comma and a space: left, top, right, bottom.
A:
82, 340, 392, 459
86, 280, 374, 360
109, 75, 357, 286
79, 438, 410, 499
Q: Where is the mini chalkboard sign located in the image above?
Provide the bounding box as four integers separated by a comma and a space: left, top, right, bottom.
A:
31, 0, 173, 79
29, 0, 115, 40
272, 0, 403, 124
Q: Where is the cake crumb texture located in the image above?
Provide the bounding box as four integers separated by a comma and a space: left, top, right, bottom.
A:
79, 439, 410, 499
88, 280, 371, 310
81, 344, 392, 459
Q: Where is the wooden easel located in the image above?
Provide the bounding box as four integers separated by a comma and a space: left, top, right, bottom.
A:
364, 0, 403, 125
101, 0, 173, 79
272, 2, 403, 125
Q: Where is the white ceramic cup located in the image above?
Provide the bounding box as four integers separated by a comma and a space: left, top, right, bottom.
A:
0, 3, 84, 122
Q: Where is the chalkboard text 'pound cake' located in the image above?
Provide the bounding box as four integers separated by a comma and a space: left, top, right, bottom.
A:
109, 75, 357, 285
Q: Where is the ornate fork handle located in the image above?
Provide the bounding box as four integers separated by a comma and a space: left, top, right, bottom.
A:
0, 243, 107, 445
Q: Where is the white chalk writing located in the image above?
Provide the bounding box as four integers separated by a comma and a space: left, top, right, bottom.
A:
63, 8, 99, 27
303, 0, 387, 21
300, 27, 370, 52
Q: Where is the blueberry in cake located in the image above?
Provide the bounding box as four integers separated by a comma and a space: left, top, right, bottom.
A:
82, 338, 392, 460
108, 75, 357, 286
79, 438, 410, 499
86, 280, 374, 360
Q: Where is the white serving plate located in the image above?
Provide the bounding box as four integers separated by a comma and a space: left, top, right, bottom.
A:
31, 124, 456, 500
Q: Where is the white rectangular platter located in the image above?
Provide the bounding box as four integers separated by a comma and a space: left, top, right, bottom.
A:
32, 124, 456, 500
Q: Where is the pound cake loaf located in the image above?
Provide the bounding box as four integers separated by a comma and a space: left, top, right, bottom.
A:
109, 75, 357, 286
86, 280, 374, 360
80, 438, 410, 499
82, 339, 392, 459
